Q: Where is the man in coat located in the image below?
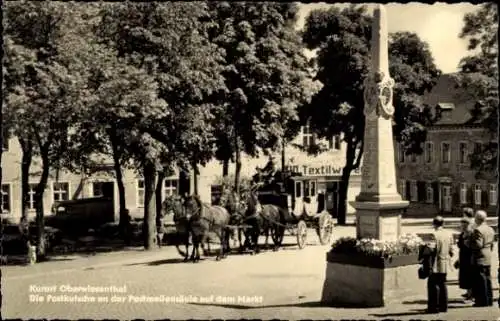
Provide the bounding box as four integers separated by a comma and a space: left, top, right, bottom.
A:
427, 216, 454, 313
469, 210, 495, 307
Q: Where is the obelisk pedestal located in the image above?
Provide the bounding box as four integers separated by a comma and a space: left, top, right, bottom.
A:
350, 4, 408, 242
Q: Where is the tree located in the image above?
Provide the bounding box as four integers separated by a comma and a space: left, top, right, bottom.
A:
96, 2, 226, 248
206, 2, 318, 193
303, 5, 440, 224
455, 3, 498, 176
455, 2, 499, 261
3, 2, 96, 258
3, 37, 37, 245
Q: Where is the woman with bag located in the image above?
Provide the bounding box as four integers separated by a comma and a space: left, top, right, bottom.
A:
455, 216, 473, 301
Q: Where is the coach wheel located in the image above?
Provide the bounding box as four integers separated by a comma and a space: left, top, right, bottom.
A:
297, 220, 307, 249
317, 213, 333, 245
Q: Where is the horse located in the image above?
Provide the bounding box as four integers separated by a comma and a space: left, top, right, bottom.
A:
243, 188, 286, 253
162, 195, 191, 261
219, 189, 253, 251
183, 195, 231, 262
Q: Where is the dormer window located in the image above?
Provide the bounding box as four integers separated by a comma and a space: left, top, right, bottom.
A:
302, 123, 315, 147
437, 102, 455, 110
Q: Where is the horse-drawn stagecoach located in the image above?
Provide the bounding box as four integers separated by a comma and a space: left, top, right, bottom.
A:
165, 165, 335, 262
251, 169, 334, 249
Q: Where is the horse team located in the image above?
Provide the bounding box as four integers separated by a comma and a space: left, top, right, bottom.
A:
161, 188, 287, 263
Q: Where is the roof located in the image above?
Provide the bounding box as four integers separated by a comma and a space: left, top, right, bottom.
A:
422, 73, 478, 127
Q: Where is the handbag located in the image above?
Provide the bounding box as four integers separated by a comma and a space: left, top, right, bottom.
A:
418, 265, 429, 279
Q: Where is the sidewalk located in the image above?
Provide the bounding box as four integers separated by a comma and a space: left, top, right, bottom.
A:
343, 215, 498, 227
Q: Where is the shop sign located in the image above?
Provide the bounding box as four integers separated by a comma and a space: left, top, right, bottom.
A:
285, 165, 361, 176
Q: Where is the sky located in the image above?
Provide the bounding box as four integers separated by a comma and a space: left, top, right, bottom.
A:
296, 2, 480, 74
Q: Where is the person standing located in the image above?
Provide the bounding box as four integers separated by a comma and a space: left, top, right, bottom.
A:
427, 216, 454, 313
455, 216, 473, 300
469, 210, 495, 307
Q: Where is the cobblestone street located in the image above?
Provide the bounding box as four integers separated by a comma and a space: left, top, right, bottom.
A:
2, 226, 499, 320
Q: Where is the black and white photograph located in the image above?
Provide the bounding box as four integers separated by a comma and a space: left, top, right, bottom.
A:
1, 1, 498, 320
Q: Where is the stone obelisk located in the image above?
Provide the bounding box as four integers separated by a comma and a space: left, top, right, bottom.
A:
351, 5, 408, 242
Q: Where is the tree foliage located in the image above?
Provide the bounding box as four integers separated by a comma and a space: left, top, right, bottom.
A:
206, 2, 318, 190
302, 5, 440, 224
455, 3, 498, 176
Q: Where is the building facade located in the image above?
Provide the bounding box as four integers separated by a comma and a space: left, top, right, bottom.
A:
1, 123, 362, 222
395, 74, 497, 216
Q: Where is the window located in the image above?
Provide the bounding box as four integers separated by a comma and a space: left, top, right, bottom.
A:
460, 183, 467, 205
2, 138, 8, 151
302, 124, 314, 147
310, 181, 316, 196
441, 142, 451, 164
410, 153, 417, 163
474, 184, 482, 206
163, 179, 178, 199
53, 182, 69, 202
398, 144, 406, 163
474, 141, 482, 154
93, 182, 104, 197
426, 183, 434, 204
295, 181, 302, 198
329, 135, 341, 150
2, 129, 9, 151
399, 180, 406, 200
489, 184, 497, 206
458, 142, 468, 164
137, 179, 145, 207
424, 142, 433, 163
1, 184, 11, 213
303, 180, 310, 197
28, 183, 37, 210
410, 180, 418, 202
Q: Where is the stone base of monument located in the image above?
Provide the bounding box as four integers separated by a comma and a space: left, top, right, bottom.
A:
321, 252, 419, 307
352, 200, 409, 241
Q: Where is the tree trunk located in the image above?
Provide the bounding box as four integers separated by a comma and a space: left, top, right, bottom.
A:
34, 153, 50, 260
337, 141, 358, 225
193, 164, 199, 196
0, 96, 2, 320
222, 158, 229, 177
156, 170, 165, 227
281, 138, 286, 171
109, 130, 129, 241
20, 138, 33, 251
142, 162, 157, 250
234, 137, 241, 194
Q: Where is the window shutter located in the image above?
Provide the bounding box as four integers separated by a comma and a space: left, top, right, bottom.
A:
467, 186, 473, 206
405, 181, 411, 200
452, 185, 459, 208
417, 181, 425, 202
482, 189, 489, 207
432, 182, 439, 205
456, 183, 462, 205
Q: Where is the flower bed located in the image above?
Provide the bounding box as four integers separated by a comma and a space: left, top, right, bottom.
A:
330, 233, 423, 258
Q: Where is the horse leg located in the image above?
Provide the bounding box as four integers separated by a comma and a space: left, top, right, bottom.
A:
189, 235, 197, 262
216, 230, 223, 261
238, 228, 245, 253
184, 233, 190, 261
264, 227, 270, 249
252, 225, 260, 255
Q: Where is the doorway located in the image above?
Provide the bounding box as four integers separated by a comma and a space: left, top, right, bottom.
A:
326, 181, 339, 218
441, 185, 452, 212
